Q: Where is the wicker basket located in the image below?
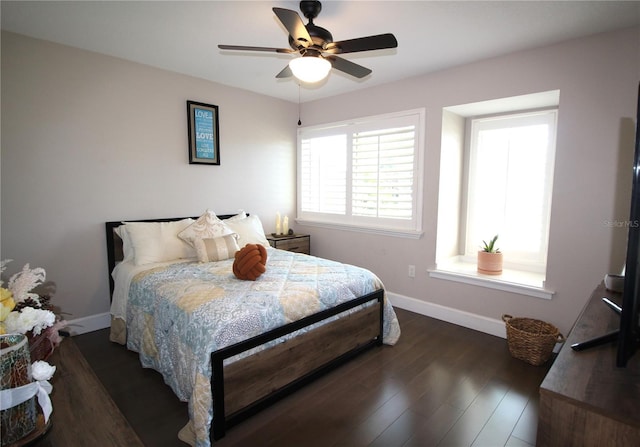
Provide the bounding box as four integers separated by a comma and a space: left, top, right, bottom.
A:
502, 314, 565, 366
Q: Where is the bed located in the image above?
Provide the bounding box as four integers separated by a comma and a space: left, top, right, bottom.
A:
105, 211, 401, 446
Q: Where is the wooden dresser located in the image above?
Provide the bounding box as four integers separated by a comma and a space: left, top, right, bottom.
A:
31, 338, 143, 447
537, 283, 640, 446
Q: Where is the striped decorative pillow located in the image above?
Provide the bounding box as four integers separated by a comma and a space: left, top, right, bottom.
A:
193, 234, 240, 263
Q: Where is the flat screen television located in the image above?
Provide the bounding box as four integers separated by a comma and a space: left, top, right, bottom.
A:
571, 83, 640, 367
617, 82, 640, 367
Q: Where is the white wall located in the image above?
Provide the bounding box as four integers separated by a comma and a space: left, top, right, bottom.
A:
1, 32, 298, 331
297, 26, 640, 337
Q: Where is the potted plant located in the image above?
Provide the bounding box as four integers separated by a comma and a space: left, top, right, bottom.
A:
478, 234, 503, 275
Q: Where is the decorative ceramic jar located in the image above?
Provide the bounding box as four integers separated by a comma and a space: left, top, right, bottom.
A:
0, 334, 36, 446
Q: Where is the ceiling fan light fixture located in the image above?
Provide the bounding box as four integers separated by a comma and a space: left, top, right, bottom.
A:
289, 56, 331, 83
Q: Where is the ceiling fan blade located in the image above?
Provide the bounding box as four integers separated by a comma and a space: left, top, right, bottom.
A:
218, 44, 296, 54
326, 56, 372, 79
324, 33, 398, 54
276, 65, 293, 79
272, 7, 312, 48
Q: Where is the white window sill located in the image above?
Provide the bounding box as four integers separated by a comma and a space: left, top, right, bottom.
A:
429, 261, 554, 300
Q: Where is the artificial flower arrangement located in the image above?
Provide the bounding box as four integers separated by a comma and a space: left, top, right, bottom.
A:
0, 260, 66, 439
0, 259, 67, 361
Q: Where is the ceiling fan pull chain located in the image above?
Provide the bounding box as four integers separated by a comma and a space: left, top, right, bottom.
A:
298, 83, 302, 126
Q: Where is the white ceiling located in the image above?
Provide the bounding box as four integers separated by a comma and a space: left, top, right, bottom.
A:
2, 1, 639, 103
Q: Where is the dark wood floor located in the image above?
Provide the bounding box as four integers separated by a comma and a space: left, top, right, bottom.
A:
74, 308, 552, 447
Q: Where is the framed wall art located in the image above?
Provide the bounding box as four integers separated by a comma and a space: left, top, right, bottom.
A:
187, 100, 220, 165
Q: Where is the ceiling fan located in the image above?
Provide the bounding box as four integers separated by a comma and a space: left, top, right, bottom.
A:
218, 0, 398, 83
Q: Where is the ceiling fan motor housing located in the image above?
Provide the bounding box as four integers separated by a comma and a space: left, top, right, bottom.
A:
289, 23, 333, 49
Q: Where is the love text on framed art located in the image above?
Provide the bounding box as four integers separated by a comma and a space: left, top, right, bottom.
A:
187, 100, 220, 165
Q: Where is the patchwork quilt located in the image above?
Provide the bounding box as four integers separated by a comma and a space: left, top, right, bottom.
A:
125, 248, 401, 446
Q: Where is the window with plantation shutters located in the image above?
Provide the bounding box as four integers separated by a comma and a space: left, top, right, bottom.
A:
300, 134, 347, 215
297, 109, 424, 236
352, 126, 415, 219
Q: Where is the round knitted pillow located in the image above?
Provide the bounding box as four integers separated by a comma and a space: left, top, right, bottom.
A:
232, 243, 267, 281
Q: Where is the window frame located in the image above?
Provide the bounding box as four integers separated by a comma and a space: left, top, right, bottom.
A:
433, 91, 560, 298
462, 109, 558, 273
296, 109, 425, 238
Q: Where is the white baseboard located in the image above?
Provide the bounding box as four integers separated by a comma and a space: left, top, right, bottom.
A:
387, 292, 507, 339
65, 312, 111, 336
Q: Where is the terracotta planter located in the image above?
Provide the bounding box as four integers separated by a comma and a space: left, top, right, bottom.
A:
477, 251, 503, 275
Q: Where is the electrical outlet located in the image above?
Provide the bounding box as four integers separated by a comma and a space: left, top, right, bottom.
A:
408, 265, 416, 278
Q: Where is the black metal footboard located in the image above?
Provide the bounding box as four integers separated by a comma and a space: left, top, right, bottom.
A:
210, 288, 385, 441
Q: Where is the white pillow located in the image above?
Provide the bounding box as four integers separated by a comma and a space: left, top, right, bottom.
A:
123, 218, 195, 265
178, 210, 234, 246
224, 214, 270, 248
193, 234, 240, 263
114, 225, 134, 263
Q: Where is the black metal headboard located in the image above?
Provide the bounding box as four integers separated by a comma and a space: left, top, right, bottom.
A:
105, 214, 238, 299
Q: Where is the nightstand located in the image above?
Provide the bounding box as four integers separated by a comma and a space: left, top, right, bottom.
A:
267, 234, 310, 255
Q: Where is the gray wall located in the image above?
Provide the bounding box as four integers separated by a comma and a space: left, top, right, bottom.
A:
298, 26, 640, 337
1, 32, 297, 329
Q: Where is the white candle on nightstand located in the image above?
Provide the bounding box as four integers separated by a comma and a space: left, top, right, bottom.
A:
283, 216, 289, 235
276, 212, 281, 235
